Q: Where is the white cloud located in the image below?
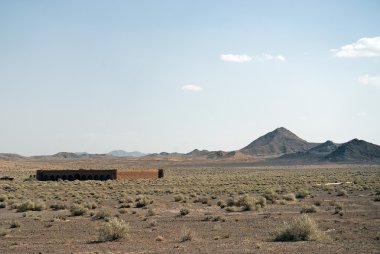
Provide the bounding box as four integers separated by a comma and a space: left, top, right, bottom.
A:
261, 53, 286, 62
358, 74, 380, 91
220, 53, 286, 63
182, 84, 203, 92
331, 36, 380, 58
220, 54, 252, 63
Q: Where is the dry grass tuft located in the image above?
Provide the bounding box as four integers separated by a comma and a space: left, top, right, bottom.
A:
16, 200, 46, 212
273, 215, 328, 242
300, 205, 318, 213
179, 227, 194, 242
98, 217, 129, 242
70, 204, 89, 216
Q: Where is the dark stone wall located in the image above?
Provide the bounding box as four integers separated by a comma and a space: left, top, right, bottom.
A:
36, 169, 164, 181
36, 169, 117, 181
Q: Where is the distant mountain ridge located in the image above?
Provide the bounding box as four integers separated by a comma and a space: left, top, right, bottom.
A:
1, 127, 379, 164
0, 153, 25, 160
108, 150, 145, 157
185, 149, 210, 157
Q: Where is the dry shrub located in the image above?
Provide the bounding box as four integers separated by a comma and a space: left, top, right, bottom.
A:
296, 189, 310, 199
98, 217, 129, 242
146, 207, 156, 216
174, 194, 184, 202
217, 200, 225, 208
256, 196, 267, 208
0, 228, 8, 237
84, 201, 98, 209
70, 204, 88, 216
16, 200, 46, 212
264, 189, 279, 203
93, 208, 113, 221
118, 208, 128, 214
333, 202, 343, 214
225, 194, 259, 211
135, 196, 151, 208
273, 215, 328, 241
225, 206, 239, 212
10, 220, 20, 228
300, 205, 318, 213
336, 189, 347, 197
180, 208, 189, 216
203, 215, 226, 222
50, 203, 67, 211
179, 227, 194, 242
282, 193, 296, 201
156, 235, 164, 241
0, 194, 7, 202
193, 197, 208, 204
236, 195, 256, 211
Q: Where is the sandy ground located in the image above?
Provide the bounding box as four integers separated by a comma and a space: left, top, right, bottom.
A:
0, 162, 379, 253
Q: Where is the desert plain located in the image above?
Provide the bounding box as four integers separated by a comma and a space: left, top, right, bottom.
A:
0, 156, 379, 254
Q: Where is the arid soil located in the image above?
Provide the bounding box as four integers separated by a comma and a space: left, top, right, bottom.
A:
0, 159, 379, 253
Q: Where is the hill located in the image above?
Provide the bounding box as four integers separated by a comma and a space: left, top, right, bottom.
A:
325, 139, 380, 162
108, 150, 145, 157
276, 140, 339, 162
240, 127, 317, 156
0, 153, 24, 160
185, 149, 209, 157
51, 152, 83, 159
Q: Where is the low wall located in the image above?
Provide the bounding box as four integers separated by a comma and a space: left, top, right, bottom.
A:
117, 169, 164, 180
36, 169, 164, 181
36, 169, 117, 181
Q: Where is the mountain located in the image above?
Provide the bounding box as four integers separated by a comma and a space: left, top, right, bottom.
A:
0, 153, 24, 160
222, 150, 251, 160
185, 149, 210, 157
1, 128, 379, 164
240, 127, 317, 156
75, 152, 89, 156
276, 139, 380, 163
206, 150, 227, 159
108, 150, 145, 157
308, 140, 339, 155
324, 139, 380, 162
46, 152, 107, 159
52, 152, 88, 159
277, 140, 339, 162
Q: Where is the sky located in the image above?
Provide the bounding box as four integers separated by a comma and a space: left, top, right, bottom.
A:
0, 0, 380, 156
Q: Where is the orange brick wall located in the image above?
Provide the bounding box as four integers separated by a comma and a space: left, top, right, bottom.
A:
116, 169, 163, 180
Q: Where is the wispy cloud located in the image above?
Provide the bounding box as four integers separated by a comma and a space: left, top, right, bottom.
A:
358, 74, 380, 91
182, 84, 203, 92
220, 54, 252, 63
220, 53, 285, 63
261, 53, 286, 62
331, 36, 380, 58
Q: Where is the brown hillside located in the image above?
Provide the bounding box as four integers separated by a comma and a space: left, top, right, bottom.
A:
240, 127, 317, 156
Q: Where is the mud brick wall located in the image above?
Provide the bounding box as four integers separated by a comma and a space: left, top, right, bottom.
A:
116, 169, 164, 180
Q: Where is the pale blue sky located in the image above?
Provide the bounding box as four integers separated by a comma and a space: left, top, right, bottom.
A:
1, 0, 380, 155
